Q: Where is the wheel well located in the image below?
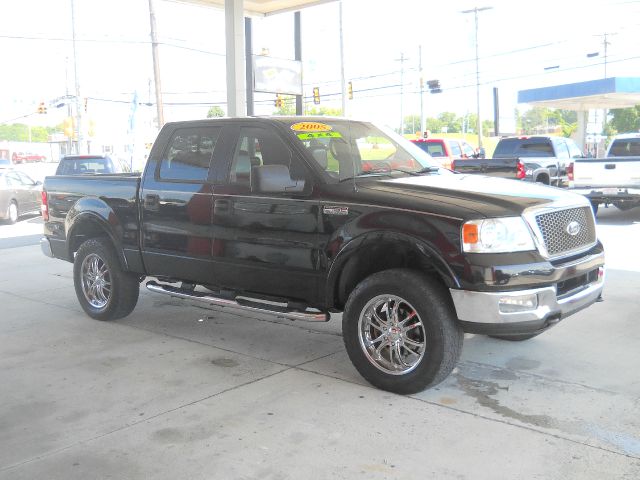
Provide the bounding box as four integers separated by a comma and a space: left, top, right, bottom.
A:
68, 219, 118, 263
333, 238, 448, 310
535, 173, 549, 185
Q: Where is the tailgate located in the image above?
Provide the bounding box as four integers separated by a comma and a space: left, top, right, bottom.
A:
573, 158, 640, 188
452, 158, 518, 179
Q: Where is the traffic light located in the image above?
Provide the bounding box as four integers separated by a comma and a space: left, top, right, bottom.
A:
63, 116, 76, 138
275, 94, 283, 108
313, 87, 320, 105
427, 80, 442, 94
84, 97, 88, 113
37, 102, 47, 114
348, 82, 353, 100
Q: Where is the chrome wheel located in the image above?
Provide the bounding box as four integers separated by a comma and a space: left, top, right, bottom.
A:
80, 253, 112, 309
358, 295, 426, 375
8, 202, 18, 223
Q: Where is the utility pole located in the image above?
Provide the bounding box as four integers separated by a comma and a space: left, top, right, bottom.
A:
396, 52, 408, 134
596, 32, 617, 79
462, 6, 493, 149
339, 1, 347, 116
148, 0, 164, 128
419, 45, 424, 135
70, 0, 84, 153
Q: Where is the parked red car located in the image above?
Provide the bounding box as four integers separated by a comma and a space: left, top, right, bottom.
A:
410, 138, 477, 169
11, 151, 46, 164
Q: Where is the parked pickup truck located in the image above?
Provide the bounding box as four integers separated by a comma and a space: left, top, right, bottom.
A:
568, 133, 640, 214
40, 117, 605, 394
452, 135, 584, 186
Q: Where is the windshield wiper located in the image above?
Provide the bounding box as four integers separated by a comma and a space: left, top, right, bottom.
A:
338, 167, 440, 182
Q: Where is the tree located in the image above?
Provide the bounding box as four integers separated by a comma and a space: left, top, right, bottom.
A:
437, 112, 462, 133
402, 115, 422, 135
608, 106, 640, 134
306, 106, 343, 117
0, 123, 53, 142
206, 106, 225, 118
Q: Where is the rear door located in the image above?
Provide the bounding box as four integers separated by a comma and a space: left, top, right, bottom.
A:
140, 124, 229, 284
6, 171, 39, 213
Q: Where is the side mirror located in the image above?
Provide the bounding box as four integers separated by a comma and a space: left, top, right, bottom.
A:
252, 164, 305, 193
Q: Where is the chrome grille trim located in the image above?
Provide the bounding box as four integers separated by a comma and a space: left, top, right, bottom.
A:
522, 201, 598, 260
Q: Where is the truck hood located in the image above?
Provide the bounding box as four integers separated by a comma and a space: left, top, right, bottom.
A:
362, 173, 588, 218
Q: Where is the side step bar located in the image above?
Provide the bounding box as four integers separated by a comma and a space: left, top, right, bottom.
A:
146, 281, 330, 322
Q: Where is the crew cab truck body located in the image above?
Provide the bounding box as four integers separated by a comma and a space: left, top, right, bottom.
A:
452, 135, 584, 186
568, 133, 640, 214
40, 117, 605, 394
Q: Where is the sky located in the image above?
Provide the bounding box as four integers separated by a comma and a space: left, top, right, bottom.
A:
1, 0, 640, 146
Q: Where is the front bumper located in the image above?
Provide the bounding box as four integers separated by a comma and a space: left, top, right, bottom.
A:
568, 187, 640, 204
450, 265, 605, 336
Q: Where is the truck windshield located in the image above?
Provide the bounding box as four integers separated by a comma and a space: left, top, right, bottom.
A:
286, 119, 441, 181
494, 138, 554, 158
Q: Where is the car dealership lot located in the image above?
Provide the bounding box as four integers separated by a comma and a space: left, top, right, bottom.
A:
0, 209, 639, 479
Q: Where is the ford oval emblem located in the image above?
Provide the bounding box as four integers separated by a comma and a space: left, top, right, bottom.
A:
566, 221, 581, 236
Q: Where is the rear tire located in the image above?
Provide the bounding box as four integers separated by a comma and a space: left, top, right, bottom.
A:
590, 201, 599, 216
5, 201, 18, 224
73, 238, 139, 321
342, 269, 463, 395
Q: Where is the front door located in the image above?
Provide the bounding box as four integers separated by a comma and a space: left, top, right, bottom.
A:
210, 125, 322, 306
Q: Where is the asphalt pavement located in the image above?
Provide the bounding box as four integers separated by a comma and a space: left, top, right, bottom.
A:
0, 207, 638, 479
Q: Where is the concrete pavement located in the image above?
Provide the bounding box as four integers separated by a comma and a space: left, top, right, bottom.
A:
0, 208, 638, 479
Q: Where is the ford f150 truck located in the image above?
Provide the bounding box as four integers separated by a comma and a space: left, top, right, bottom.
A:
452, 135, 584, 186
568, 133, 640, 214
40, 117, 605, 394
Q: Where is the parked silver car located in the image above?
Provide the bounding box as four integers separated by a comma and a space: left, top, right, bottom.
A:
0, 169, 42, 224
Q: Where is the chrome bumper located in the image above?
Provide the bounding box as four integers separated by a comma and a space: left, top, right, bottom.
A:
450, 266, 605, 325
568, 187, 640, 198
40, 237, 54, 258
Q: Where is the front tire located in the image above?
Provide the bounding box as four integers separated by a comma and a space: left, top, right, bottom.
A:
342, 269, 463, 395
73, 238, 139, 321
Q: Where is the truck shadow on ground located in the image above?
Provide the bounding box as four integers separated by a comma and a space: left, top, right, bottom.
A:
595, 206, 640, 225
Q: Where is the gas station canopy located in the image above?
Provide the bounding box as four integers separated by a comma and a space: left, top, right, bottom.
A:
518, 77, 640, 110
174, 0, 336, 17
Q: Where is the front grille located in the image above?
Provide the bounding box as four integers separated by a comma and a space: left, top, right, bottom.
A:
535, 207, 596, 257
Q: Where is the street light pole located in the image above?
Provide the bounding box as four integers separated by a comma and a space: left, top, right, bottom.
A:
70, 0, 83, 153
462, 6, 492, 149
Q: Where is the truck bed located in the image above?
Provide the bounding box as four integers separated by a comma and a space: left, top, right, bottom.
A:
43, 173, 142, 264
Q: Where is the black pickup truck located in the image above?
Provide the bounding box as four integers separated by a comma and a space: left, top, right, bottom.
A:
452, 135, 585, 186
41, 117, 605, 394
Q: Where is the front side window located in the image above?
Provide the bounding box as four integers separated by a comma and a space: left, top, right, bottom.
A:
229, 127, 293, 188
160, 127, 220, 181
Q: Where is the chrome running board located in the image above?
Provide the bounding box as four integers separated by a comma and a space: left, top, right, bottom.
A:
146, 281, 329, 322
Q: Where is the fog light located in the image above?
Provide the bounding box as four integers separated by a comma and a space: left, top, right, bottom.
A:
498, 294, 538, 313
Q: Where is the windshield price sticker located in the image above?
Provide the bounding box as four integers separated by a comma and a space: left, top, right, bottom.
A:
297, 132, 342, 140
290, 122, 333, 132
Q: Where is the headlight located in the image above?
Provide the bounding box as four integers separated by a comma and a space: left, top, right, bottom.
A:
462, 217, 535, 253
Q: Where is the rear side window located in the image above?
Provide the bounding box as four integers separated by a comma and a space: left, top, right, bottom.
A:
494, 138, 554, 158
448, 141, 462, 157
608, 138, 640, 157
160, 127, 221, 181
